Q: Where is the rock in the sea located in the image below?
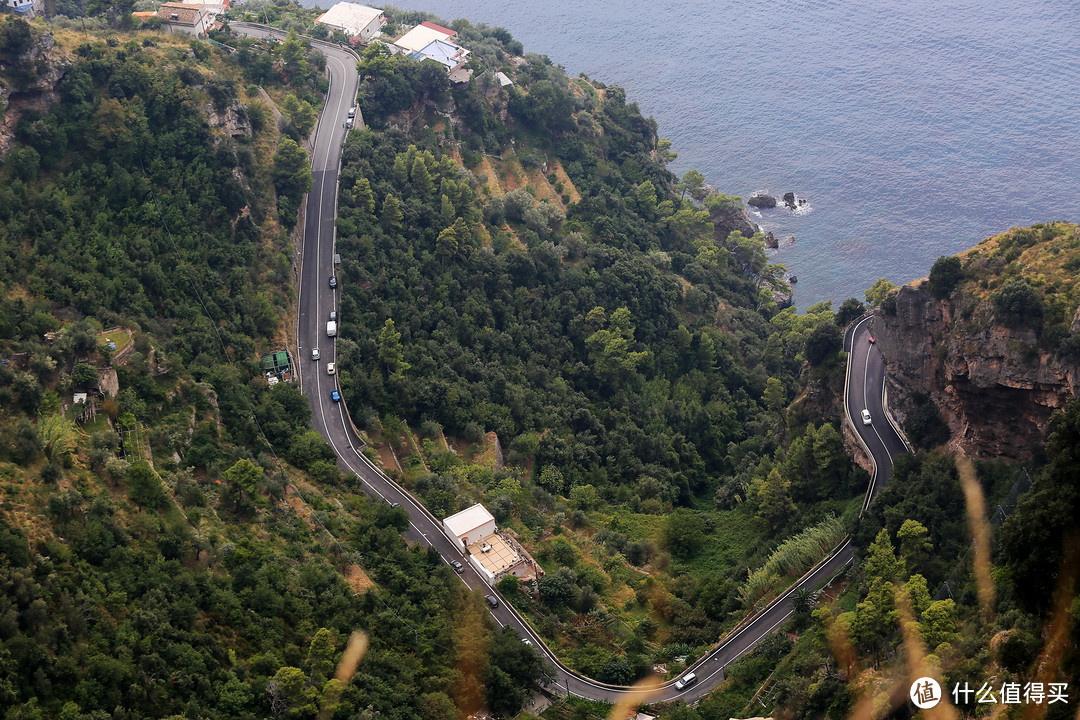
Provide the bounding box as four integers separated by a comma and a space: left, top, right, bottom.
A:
783, 192, 797, 209
787, 236, 796, 244
748, 194, 777, 208
789, 275, 797, 283
764, 231, 778, 249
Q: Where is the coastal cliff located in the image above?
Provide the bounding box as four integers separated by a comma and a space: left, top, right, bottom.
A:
874, 222, 1080, 458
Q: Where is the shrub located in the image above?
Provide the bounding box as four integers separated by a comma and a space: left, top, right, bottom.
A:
928, 256, 963, 299
992, 278, 1044, 329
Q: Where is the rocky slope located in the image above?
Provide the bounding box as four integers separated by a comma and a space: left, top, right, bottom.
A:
874, 223, 1080, 458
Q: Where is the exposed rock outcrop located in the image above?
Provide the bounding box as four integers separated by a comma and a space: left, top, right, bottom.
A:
875, 280, 1079, 459
764, 231, 778, 248
782, 192, 796, 209
0, 24, 70, 154
707, 195, 759, 241
205, 101, 252, 139
748, 194, 777, 208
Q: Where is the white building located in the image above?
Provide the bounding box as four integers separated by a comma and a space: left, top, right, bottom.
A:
409, 39, 470, 75
180, 0, 228, 24
393, 20, 455, 54
156, 2, 211, 36
443, 504, 496, 549
315, 2, 386, 42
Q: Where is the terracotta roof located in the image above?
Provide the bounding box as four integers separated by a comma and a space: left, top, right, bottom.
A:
157, 2, 203, 25
419, 21, 455, 37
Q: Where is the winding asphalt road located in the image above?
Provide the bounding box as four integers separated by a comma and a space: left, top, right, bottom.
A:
234, 24, 908, 706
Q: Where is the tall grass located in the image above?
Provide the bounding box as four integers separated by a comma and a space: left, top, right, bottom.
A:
739, 516, 846, 609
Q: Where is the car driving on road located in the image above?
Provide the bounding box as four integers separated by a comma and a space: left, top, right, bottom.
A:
675, 672, 698, 691
311, 347, 320, 360
485, 594, 499, 608
450, 560, 463, 573
861, 408, 872, 425
327, 362, 335, 375
330, 389, 341, 402
329, 275, 337, 289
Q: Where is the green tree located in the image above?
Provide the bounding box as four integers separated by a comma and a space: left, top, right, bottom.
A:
410, 154, 433, 197
538, 569, 575, 606
804, 321, 842, 366
679, 169, 706, 200
992, 278, 1044, 329
126, 461, 167, 510
306, 628, 336, 681
598, 654, 635, 685
435, 224, 459, 265
863, 528, 901, 585
273, 138, 312, 227
665, 509, 705, 558
377, 318, 409, 379
865, 278, 896, 307
537, 465, 565, 494
223, 458, 263, 515
585, 306, 648, 385
353, 177, 375, 214
758, 468, 795, 528
836, 297, 866, 326
920, 598, 958, 650
267, 666, 318, 719
381, 192, 403, 230
927, 256, 963, 299
896, 519, 931, 572
0, 17, 33, 57
763, 377, 785, 412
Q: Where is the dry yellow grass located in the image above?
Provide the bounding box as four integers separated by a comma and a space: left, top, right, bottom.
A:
473, 155, 505, 198
551, 160, 582, 204
525, 169, 563, 210
345, 565, 376, 594
496, 152, 528, 191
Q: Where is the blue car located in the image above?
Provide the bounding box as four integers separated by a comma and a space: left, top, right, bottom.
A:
330, 389, 341, 403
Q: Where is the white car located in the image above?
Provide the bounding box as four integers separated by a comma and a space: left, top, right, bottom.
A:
861, 409, 872, 425
311, 347, 320, 360
327, 362, 335, 375
675, 672, 698, 691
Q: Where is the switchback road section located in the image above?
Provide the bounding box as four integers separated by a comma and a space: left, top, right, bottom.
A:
230, 25, 909, 706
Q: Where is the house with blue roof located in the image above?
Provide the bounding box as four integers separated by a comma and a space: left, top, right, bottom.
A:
409, 38, 470, 76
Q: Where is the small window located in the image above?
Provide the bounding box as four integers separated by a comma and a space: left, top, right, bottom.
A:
170, 13, 179, 19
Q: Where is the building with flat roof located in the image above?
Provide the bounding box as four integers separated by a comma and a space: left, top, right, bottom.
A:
443, 504, 496, 548
315, 2, 386, 42
393, 20, 455, 53
465, 533, 519, 582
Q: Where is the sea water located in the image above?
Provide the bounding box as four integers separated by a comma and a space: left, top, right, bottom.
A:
301, 0, 1080, 308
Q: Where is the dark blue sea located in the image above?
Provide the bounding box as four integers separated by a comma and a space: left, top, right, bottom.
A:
306, 0, 1080, 308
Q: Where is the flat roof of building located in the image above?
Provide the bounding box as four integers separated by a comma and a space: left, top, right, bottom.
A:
316, 2, 383, 33
443, 503, 494, 538
467, 533, 519, 576
394, 21, 455, 53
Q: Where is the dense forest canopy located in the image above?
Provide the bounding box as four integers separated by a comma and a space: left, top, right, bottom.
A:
0, 6, 1075, 720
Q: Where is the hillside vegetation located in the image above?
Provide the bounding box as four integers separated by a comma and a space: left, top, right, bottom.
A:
331, 15, 866, 679
0, 18, 543, 720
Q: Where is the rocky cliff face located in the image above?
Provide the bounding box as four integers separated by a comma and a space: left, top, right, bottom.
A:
0, 23, 70, 154
875, 279, 1079, 459
707, 195, 759, 241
